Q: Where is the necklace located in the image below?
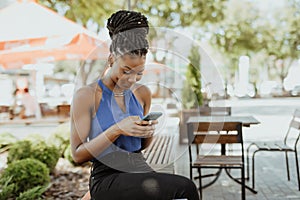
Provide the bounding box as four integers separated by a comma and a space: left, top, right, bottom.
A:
113, 92, 125, 97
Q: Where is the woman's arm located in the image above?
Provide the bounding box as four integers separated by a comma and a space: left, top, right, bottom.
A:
70, 86, 121, 163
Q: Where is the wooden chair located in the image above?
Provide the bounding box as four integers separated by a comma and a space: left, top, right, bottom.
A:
188, 122, 246, 200
57, 104, 70, 117
180, 106, 231, 144
246, 109, 300, 190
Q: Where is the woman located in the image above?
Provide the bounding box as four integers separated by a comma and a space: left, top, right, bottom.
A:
71, 10, 199, 200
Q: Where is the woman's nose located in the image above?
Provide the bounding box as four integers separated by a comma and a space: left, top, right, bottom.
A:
128, 74, 137, 83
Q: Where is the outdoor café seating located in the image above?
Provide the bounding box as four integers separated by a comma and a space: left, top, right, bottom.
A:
246, 109, 300, 190
187, 121, 246, 200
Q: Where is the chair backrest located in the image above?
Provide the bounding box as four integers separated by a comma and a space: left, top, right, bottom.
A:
187, 122, 243, 162
57, 104, 70, 117
188, 122, 243, 145
284, 109, 300, 148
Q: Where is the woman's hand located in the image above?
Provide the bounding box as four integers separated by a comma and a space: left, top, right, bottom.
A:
116, 116, 158, 138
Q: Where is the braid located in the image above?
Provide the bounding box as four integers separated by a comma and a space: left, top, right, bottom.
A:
107, 10, 149, 56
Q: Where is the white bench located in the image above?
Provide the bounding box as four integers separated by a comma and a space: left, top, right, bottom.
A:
142, 134, 175, 174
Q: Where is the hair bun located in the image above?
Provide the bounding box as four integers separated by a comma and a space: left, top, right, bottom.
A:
107, 10, 149, 39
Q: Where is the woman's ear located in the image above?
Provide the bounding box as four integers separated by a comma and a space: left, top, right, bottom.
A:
108, 54, 115, 67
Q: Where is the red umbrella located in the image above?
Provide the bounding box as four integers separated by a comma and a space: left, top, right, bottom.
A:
0, 0, 109, 69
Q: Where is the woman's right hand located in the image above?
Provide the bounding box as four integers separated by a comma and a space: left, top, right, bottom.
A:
116, 116, 156, 138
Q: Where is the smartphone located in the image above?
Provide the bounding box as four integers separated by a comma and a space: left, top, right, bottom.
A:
141, 112, 163, 121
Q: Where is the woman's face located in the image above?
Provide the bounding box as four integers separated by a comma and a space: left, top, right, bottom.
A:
110, 54, 146, 90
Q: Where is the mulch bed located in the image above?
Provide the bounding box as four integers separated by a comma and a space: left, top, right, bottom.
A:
42, 158, 91, 200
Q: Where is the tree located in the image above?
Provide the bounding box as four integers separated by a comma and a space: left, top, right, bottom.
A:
133, 0, 227, 28
38, 0, 229, 86
38, 0, 117, 30
258, 0, 300, 89
210, 0, 300, 94
210, 0, 262, 85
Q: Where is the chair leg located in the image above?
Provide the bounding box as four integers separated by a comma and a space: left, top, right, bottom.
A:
246, 144, 253, 180
241, 166, 246, 200
285, 151, 290, 181
198, 168, 203, 199
252, 151, 258, 189
295, 150, 300, 191
190, 166, 193, 180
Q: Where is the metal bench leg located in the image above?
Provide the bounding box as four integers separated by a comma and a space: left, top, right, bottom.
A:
295, 150, 300, 191
285, 151, 290, 181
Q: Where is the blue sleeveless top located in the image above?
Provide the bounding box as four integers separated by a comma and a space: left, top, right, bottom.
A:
88, 79, 144, 159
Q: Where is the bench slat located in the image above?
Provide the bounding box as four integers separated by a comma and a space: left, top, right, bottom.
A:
146, 136, 163, 163
151, 136, 166, 164
157, 136, 169, 164
142, 135, 175, 174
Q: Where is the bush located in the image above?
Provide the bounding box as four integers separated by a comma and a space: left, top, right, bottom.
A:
0, 158, 50, 199
47, 122, 70, 156
6, 140, 32, 164
7, 140, 60, 173
31, 141, 60, 172
16, 185, 48, 200
0, 178, 15, 200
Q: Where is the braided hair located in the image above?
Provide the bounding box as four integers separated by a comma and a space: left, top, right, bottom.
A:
107, 10, 149, 56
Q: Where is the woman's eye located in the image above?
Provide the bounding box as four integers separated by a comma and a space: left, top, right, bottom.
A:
124, 70, 131, 74
137, 72, 143, 75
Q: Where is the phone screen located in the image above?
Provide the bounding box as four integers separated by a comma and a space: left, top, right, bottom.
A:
142, 112, 163, 121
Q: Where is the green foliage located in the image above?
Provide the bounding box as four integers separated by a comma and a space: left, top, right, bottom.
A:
182, 45, 203, 109
0, 177, 15, 200
7, 140, 32, 164
210, 0, 300, 87
7, 140, 60, 173
47, 122, 70, 157
0, 132, 18, 153
30, 142, 60, 172
0, 158, 50, 199
38, 0, 117, 29
16, 185, 48, 200
63, 144, 78, 166
135, 0, 227, 27
257, 2, 300, 84
39, 0, 227, 29
210, 0, 261, 74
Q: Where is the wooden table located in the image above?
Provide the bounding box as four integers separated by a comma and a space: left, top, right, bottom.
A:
187, 115, 260, 127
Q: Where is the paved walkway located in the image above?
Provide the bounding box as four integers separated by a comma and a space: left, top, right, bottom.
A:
173, 136, 300, 200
